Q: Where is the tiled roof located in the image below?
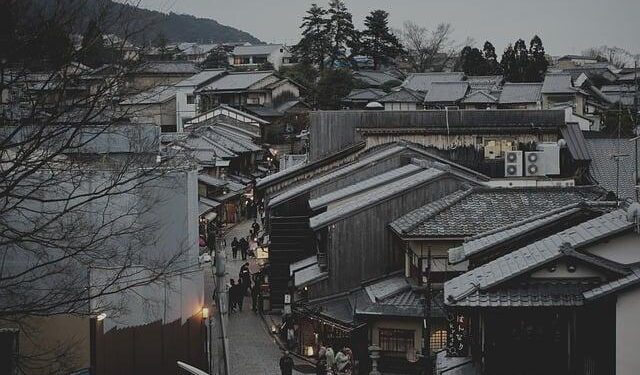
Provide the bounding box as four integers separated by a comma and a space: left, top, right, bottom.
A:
391, 187, 603, 238
175, 69, 226, 87
377, 88, 422, 103
424, 82, 469, 103
137, 61, 199, 74
244, 105, 283, 118
232, 44, 283, 56
308, 163, 423, 210
197, 71, 274, 92
294, 262, 327, 288
448, 204, 585, 264
466, 76, 504, 91
119, 85, 177, 105
198, 174, 227, 187
453, 279, 600, 307
290, 255, 317, 276
542, 73, 576, 94
267, 145, 406, 208
561, 123, 591, 161
498, 83, 542, 104
585, 138, 640, 201
353, 71, 399, 86
401, 72, 465, 93
344, 88, 387, 101
309, 168, 446, 230
461, 90, 499, 104
584, 268, 640, 300
445, 209, 633, 305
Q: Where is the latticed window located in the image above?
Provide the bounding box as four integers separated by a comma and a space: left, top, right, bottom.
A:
379, 329, 414, 356
430, 329, 448, 352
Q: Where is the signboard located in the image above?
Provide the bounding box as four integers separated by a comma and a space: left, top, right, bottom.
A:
284, 294, 291, 304
446, 313, 467, 356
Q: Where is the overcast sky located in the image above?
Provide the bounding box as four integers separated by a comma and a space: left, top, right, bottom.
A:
134, 0, 639, 57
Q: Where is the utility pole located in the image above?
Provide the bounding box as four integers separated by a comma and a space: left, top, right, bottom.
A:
423, 248, 432, 375
212, 236, 230, 375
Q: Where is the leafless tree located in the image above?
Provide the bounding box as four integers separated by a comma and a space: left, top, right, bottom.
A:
0, 1, 198, 373
582, 45, 634, 69
399, 21, 459, 72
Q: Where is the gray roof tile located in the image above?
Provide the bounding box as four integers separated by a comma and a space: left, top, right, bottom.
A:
445, 209, 633, 305
392, 187, 602, 238
197, 71, 274, 92
498, 83, 542, 104
424, 82, 469, 103
585, 138, 640, 201
541, 73, 575, 94
232, 44, 283, 56
401, 72, 465, 92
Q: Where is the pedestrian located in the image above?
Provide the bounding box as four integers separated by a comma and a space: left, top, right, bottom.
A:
240, 238, 248, 260
252, 221, 260, 235
239, 262, 251, 295
325, 346, 335, 372
279, 351, 294, 375
335, 348, 351, 373
229, 279, 239, 313
231, 237, 239, 260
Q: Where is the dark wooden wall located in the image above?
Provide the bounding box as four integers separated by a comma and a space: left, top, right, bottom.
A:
309, 175, 477, 299
95, 314, 207, 375
309, 110, 565, 161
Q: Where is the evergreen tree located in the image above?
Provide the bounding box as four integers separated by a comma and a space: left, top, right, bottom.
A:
292, 4, 329, 71
526, 35, 549, 82
360, 10, 403, 70
459, 46, 486, 76
201, 46, 229, 69
512, 39, 529, 82
316, 68, 353, 109
483, 41, 501, 74
80, 19, 108, 68
500, 44, 518, 82
326, 0, 359, 67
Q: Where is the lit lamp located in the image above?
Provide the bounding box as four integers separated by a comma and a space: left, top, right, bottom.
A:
96, 313, 107, 321
271, 325, 278, 334
202, 307, 209, 319
305, 345, 315, 357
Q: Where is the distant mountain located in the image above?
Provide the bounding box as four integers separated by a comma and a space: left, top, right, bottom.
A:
27, 0, 261, 44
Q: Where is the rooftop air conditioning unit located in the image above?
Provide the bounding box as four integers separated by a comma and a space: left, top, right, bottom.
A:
536, 142, 561, 175
504, 151, 523, 177
525, 151, 546, 176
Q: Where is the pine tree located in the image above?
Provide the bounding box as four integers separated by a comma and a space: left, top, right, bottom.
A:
483, 41, 501, 75
292, 4, 329, 71
526, 35, 549, 82
326, 0, 359, 67
360, 10, 403, 70
500, 44, 518, 82
459, 46, 486, 76
512, 39, 529, 82
80, 19, 108, 68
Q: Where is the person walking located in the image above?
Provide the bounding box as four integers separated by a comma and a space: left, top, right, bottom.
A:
279, 351, 294, 375
231, 237, 239, 260
325, 346, 335, 372
239, 262, 251, 295
229, 279, 240, 313
251, 279, 260, 312
240, 237, 248, 260
252, 221, 260, 236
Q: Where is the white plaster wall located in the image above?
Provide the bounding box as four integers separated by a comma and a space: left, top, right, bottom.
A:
176, 85, 196, 132
585, 233, 640, 265
616, 286, 640, 375
530, 260, 605, 279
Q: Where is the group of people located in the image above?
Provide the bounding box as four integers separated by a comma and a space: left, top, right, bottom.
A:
279, 345, 355, 375
230, 220, 262, 260
229, 262, 263, 313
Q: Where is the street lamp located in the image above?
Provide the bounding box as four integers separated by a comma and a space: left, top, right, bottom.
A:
203, 306, 212, 373
96, 313, 107, 321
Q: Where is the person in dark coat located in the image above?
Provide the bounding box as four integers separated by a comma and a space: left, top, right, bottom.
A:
231, 237, 239, 260
251, 279, 260, 312
252, 221, 260, 236
240, 238, 248, 260
239, 262, 251, 295
229, 279, 244, 311
279, 351, 294, 375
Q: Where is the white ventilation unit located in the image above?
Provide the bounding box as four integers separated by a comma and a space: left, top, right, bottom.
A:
504, 151, 523, 177
525, 151, 546, 176
536, 142, 561, 175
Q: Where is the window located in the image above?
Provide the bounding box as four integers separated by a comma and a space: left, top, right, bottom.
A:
0, 329, 19, 375
253, 56, 268, 64
430, 329, 448, 352
379, 329, 414, 356
234, 56, 251, 65
186, 94, 195, 105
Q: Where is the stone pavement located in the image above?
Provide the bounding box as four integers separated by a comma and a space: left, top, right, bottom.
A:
205, 219, 304, 375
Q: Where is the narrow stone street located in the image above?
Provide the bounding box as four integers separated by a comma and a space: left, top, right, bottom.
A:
205, 219, 304, 375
